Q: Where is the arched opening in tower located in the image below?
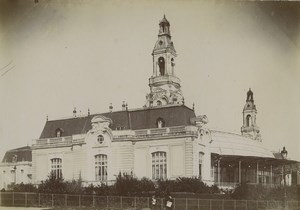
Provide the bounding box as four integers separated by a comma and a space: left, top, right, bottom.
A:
246, 115, 252, 127
158, 57, 165, 76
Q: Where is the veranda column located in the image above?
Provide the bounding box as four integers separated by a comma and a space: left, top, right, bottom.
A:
218, 159, 221, 186
256, 162, 259, 184
270, 165, 273, 186
239, 160, 242, 184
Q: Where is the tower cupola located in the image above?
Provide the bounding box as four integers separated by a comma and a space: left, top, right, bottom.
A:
145, 16, 184, 107
158, 15, 171, 37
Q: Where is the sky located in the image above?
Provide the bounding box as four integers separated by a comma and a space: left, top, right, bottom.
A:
0, 0, 299, 161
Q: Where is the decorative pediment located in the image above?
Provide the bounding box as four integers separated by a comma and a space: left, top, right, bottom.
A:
85, 115, 113, 147
91, 115, 112, 132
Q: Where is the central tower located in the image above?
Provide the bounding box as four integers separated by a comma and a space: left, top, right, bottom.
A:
145, 15, 184, 107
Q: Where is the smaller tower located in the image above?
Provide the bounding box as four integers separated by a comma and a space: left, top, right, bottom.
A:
241, 89, 261, 141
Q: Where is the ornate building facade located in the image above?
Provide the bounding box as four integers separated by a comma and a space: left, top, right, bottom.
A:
0, 16, 298, 190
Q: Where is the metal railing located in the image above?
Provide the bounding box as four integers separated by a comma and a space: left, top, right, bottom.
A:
0, 192, 300, 210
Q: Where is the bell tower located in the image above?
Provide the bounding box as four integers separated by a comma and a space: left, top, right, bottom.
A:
145, 15, 184, 107
241, 89, 261, 141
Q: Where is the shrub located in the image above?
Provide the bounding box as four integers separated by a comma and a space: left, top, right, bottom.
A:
156, 177, 220, 196
38, 171, 66, 194
115, 172, 155, 196
7, 183, 37, 192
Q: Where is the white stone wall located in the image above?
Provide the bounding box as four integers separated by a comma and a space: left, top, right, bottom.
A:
32, 124, 203, 184
0, 162, 32, 190
133, 137, 193, 180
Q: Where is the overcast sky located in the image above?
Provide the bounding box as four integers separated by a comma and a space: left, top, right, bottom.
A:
0, 0, 299, 161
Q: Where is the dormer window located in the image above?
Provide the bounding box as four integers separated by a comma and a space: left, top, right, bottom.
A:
157, 118, 165, 128
97, 135, 104, 144
55, 128, 63, 137
157, 100, 162, 106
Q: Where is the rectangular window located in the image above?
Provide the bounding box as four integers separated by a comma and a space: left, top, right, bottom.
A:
95, 154, 108, 181
152, 152, 167, 180
51, 158, 62, 179
199, 152, 204, 180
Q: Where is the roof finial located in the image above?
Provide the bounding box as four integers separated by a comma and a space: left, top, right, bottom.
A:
192, 103, 195, 111
122, 101, 126, 111
73, 107, 77, 117
88, 108, 90, 116
46, 115, 48, 121
109, 103, 113, 113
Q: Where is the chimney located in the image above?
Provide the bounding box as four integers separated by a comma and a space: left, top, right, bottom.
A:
122, 101, 126, 111
73, 107, 77, 117
109, 103, 113, 113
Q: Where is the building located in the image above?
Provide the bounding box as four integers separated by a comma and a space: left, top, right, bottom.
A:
0, 146, 32, 190
1, 16, 299, 189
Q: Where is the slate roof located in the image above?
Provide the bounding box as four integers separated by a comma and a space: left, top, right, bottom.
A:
1, 146, 32, 163
39, 105, 196, 139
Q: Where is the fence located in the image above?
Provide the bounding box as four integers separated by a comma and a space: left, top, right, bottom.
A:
0, 192, 300, 210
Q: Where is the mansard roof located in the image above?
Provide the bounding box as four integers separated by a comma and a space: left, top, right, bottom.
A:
39, 105, 196, 139
1, 146, 32, 163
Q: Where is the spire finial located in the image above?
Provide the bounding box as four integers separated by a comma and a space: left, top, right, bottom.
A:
247, 88, 254, 102
73, 107, 77, 117
109, 103, 113, 112
122, 101, 126, 111
88, 108, 90, 116
46, 115, 48, 121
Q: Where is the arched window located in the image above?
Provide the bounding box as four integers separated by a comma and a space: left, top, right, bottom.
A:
152, 151, 167, 180
157, 118, 165, 128
50, 158, 62, 179
95, 154, 107, 181
55, 128, 63, 137
246, 115, 252, 127
97, 135, 104, 144
158, 57, 165, 76
171, 58, 175, 74
199, 152, 204, 180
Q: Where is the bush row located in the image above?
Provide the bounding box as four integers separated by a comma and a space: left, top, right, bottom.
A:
5, 172, 219, 197
5, 173, 299, 201
231, 183, 300, 201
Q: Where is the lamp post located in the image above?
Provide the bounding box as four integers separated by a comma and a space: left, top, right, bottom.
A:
281, 147, 288, 210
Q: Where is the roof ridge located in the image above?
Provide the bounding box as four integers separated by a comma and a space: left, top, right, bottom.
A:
46, 104, 194, 122
8, 146, 31, 152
